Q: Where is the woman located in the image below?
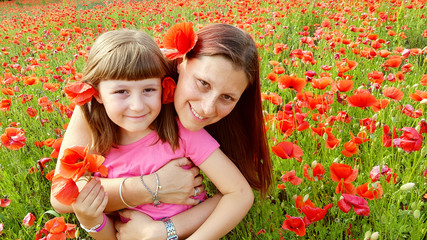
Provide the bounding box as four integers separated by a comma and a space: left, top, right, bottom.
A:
51, 23, 272, 238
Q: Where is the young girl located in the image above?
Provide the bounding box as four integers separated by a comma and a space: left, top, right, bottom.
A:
69, 29, 253, 239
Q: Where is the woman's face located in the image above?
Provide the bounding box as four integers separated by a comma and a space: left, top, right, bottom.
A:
174, 55, 248, 131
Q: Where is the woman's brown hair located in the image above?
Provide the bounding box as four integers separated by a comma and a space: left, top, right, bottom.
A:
80, 29, 178, 155
186, 24, 272, 196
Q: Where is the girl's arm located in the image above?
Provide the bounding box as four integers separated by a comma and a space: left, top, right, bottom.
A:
50, 106, 203, 213
115, 194, 222, 239
188, 149, 254, 239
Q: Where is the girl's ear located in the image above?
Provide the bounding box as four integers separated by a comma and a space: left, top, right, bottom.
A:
94, 94, 103, 104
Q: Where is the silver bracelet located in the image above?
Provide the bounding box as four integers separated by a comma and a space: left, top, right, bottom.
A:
119, 177, 137, 208
162, 218, 178, 240
140, 172, 161, 206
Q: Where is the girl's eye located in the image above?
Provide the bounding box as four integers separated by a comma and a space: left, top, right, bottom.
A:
199, 80, 210, 88
115, 90, 127, 94
144, 88, 156, 93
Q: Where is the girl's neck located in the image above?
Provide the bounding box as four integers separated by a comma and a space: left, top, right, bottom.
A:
119, 128, 155, 145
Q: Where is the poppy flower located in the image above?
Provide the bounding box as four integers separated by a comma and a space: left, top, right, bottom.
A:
43, 216, 76, 239
367, 71, 384, 84
381, 125, 397, 147
1, 127, 27, 150
266, 72, 277, 83
420, 74, 427, 86
360, 118, 377, 133
385, 56, 402, 68
278, 74, 306, 93
338, 194, 370, 216
295, 195, 315, 212
301, 203, 333, 226
336, 58, 358, 73
26, 107, 37, 117
0, 197, 11, 208
303, 163, 325, 181
325, 128, 341, 149
1, 87, 14, 95
346, 92, 377, 109
272, 141, 303, 161
50, 138, 63, 159
282, 215, 306, 236
22, 213, 36, 227
330, 163, 358, 183
369, 165, 391, 182
311, 77, 332, 90
58, 145, 108, 181
261, 92, 282, 105
341, 141, 358, 157
371, 98, 390, 112
163, 22, 198, 60
401, 104, 424, 118
64, 81, 98, 106
336, 181, 356, 194
336, 80, 353, 92
162, 77, 176, 104
383, 87, 404, 101
409, 90, 427, 102
51, 176, 79, 205
356, 182, 383, 200
392, 127, 423, 153
281, 170, 303, 185
0, 98, 11, 111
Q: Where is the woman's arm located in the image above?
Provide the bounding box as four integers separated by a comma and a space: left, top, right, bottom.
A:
115, 194, 222, 240
187, 149, 254, 239
50, 106, 203, 213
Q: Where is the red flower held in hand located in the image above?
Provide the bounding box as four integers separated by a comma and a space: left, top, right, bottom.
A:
64, 81, 97, 106
51, 176, 79, 206
162, 77, 176, 104
163, 22, 198, 60
338, 194, 370, 216
282, 215, 306, 236
1, 127, 27, 150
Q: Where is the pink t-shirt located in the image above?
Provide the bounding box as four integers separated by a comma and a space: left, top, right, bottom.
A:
95, 120, 219, 220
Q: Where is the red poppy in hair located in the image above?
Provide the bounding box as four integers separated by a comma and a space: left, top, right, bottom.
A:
162, 77, 176, 104
64, 81, 97, 106
163, 22, 198, 60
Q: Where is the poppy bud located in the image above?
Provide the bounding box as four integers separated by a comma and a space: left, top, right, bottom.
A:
372, 114, 378, 121
414, 209, 420, 219
400, 182, 415, 191
364, 230, 372, 240
370, 232, 379, 240
420, 99, 427, 105
412, 84, 418, 88
333, 157, 339, 163
303, 194, 309, 202
311, 160, 317, 168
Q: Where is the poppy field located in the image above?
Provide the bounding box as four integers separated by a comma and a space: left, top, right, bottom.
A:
0, 0, 426, 239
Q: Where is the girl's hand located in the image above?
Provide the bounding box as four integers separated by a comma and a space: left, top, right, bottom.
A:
115, 210, 165, 240
155, 158, 205, 205
72, 177, 108, 229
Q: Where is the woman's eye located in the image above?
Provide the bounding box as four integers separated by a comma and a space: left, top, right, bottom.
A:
222, 95, 233, 101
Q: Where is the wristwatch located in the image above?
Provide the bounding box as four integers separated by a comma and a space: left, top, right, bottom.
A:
162, 218, 179, 240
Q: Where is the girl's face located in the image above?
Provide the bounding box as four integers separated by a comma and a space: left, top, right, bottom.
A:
174, 55, 248, 131
95, 78, 162, 145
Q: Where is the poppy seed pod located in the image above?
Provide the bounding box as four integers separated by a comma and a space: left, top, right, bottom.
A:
370, 232, 379, 240
400, 182, 415, 191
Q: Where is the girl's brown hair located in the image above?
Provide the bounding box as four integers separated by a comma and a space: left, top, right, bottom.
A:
186, 24, 272, 196
80, 29, 178, 155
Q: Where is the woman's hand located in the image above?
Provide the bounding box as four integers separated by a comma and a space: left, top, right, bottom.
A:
155, 157, 204, 205
115, 210, 165, 240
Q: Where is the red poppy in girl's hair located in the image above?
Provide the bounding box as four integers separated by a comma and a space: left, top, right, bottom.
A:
278, 74, 306, 93
346, 92, 377, 108
383, 87, 404, 101
356, 182, 383, 200
64, 82, 97, 106
282, 215, 306, 236
301, 203, 333, 226
163, 22, 198, 60
338, 194, 370, 216
1, 127, 27, 150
